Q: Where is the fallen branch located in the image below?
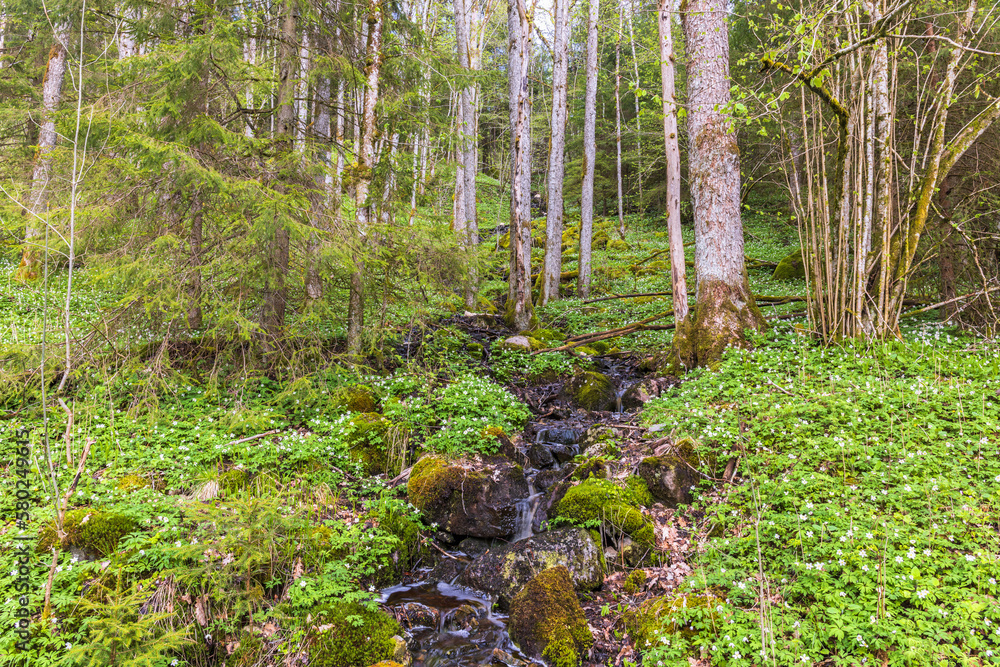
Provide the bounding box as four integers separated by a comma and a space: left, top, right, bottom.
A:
224, 430, 280, 447
900, 285, 1000, 318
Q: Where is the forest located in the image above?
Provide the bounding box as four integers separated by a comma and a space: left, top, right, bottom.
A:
2, 0, 1000, 665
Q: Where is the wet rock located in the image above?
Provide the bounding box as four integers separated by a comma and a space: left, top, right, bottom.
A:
391, 636, 412, 667
399, 602, 440, 629
563, 371, 617, 411
620, 381, 655, 410
532, 469, 565, 492
408, 455, 530, 538
434, 530, 459, 546
507, 567, 593, 666
491, 647, 527, 666
578, 425, 622, 458
458, 537, 493, 558
457, 528, 603, 610
555, 478, 655, 549
636, 439, 701, 508
425, 557, 469, 584
527, 443, 555, 469
547, 444, 577, 464
533, 427, 581, 446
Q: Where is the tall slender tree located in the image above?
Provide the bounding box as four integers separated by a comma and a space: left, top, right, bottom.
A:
506, 0, 534, 330
672, 0, 764, 368
539, 0, 569, 304
578, 0, 599, 298
657, 0, 687, 321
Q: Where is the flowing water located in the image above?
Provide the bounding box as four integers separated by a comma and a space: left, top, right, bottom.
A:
381, 582, 539, 667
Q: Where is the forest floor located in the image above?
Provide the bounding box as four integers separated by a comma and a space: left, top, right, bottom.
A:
2, 203, 999, 667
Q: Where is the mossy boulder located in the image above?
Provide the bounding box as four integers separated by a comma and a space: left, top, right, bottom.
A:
563, 371, 617, 411
347, 412, 393, 474
772, 248, 806, 280
607, 238, 629, 252
115, 474, 151, 493
623, 592, 720, 648
309, 603, 403, 667
508, 567, 593, 667
38, 509, 139, 557
622, 569, 647, 594
555, 479, 655, 549
636, 438, 703, 508
406, 455, 529, 538
570, 458, 607, 481
334, 385, 378, 414
457, 527, 604, 610
498, 335, 533, 353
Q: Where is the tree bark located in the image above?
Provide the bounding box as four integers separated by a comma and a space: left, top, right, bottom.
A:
657, 0, 687, 322
188, 204, 204, 329
17, 23, 70, 282
539, 0, 569, 305
347, 0, 383, 357
672, 0, 763, 369
261, 0, 297, 340
578, 0, 599, 298
454, 0, 479, 308
506, 0, 534, 330
614, 7, 625, 238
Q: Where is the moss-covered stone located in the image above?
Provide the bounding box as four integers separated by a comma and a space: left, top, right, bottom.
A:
115, 474, 151, 493
623, 592, 719, 648
555, 479, 655, 548
374, 507, 424, 583
457, 528, 604, 609
406, 455, 529, 538
564, 371, 616, 411
636, 438, 704, 508
309, 603, 402, 667
334, 385, 378, 414
622, 569, 647, 594
624, 475, 654, 507
466, 342, 485, 360
607, 239, 629, 251
348, 412, 393, 474
38, 509, 139, 556
508, 566, 593, 667
772, 248, 806, 280
570, 458, 607, 481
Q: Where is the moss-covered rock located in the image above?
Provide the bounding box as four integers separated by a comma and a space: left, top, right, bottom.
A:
406, 455, 529, 538
333, 385, 378, 414
38, 509, 139, 557
375, 508, 424, 583
622, 569, 647, 594
218, 469, 248, 495
772, 248, 806, 280
564, 371, 617, 411
508, 566, 593, 667
309, 602, 403, 667
636, 438, 703, 508
555, 479, 655, 548
623, 592, 720, 648
624, 476, 654, 507
570, 458, 607, 481
348, 412, 393, 474
607, 238, 629, 252
498, 335, 533, 353
457, 528, 604, 610
115, 474, 151, 493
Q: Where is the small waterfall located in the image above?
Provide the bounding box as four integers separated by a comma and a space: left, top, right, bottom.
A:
512, 479, 542, 542
613, 381, 631, 414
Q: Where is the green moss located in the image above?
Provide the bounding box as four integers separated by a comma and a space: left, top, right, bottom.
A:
218, 469, 248, 495
115, 474, 151, 493
571, 458, 607, 481
347, 412, 392, 474
556, 479, 655, 548
38, 509, 139, 556
623, 593, 718, 648
568, 371, 615, 410
333, 385, 377, 414
509, 567, 593, 667
375, 507, 423, 582
772, 248, 806, 280
309, 602, 402, 667
406, 455, 465, 515
622, 569, 647, 594
624, 476, 654, 507
532, 328, 566, 343
466, 342, 485, 360
607, 239, 629, 251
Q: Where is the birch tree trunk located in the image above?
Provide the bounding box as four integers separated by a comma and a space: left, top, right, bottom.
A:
506, 0, 534, 330
17, 22, 71, 282
627, 1, 642, 208
577, 0, 599, 299
614, 5, 625, 238
672, 0, 763, 369
657, 0, 687, 322
261, 0, 297, 339
347, 0, 383, 356
539, 0, 569, 305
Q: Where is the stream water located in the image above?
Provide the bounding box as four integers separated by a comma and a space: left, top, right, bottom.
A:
380, 350, 645, 666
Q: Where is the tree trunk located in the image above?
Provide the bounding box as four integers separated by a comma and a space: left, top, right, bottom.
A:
627, 0, 642, 209
614, 7, 625, 239
188, 203, 204, 329
17, 24, 70, 282
672, 0, 763, 369
578, 0, 599, 299
539, 0, 569, 305
261, 0, 297, 339
505, 0, 534, 330
657, 0, 687, 321
347, 0, 383, 357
